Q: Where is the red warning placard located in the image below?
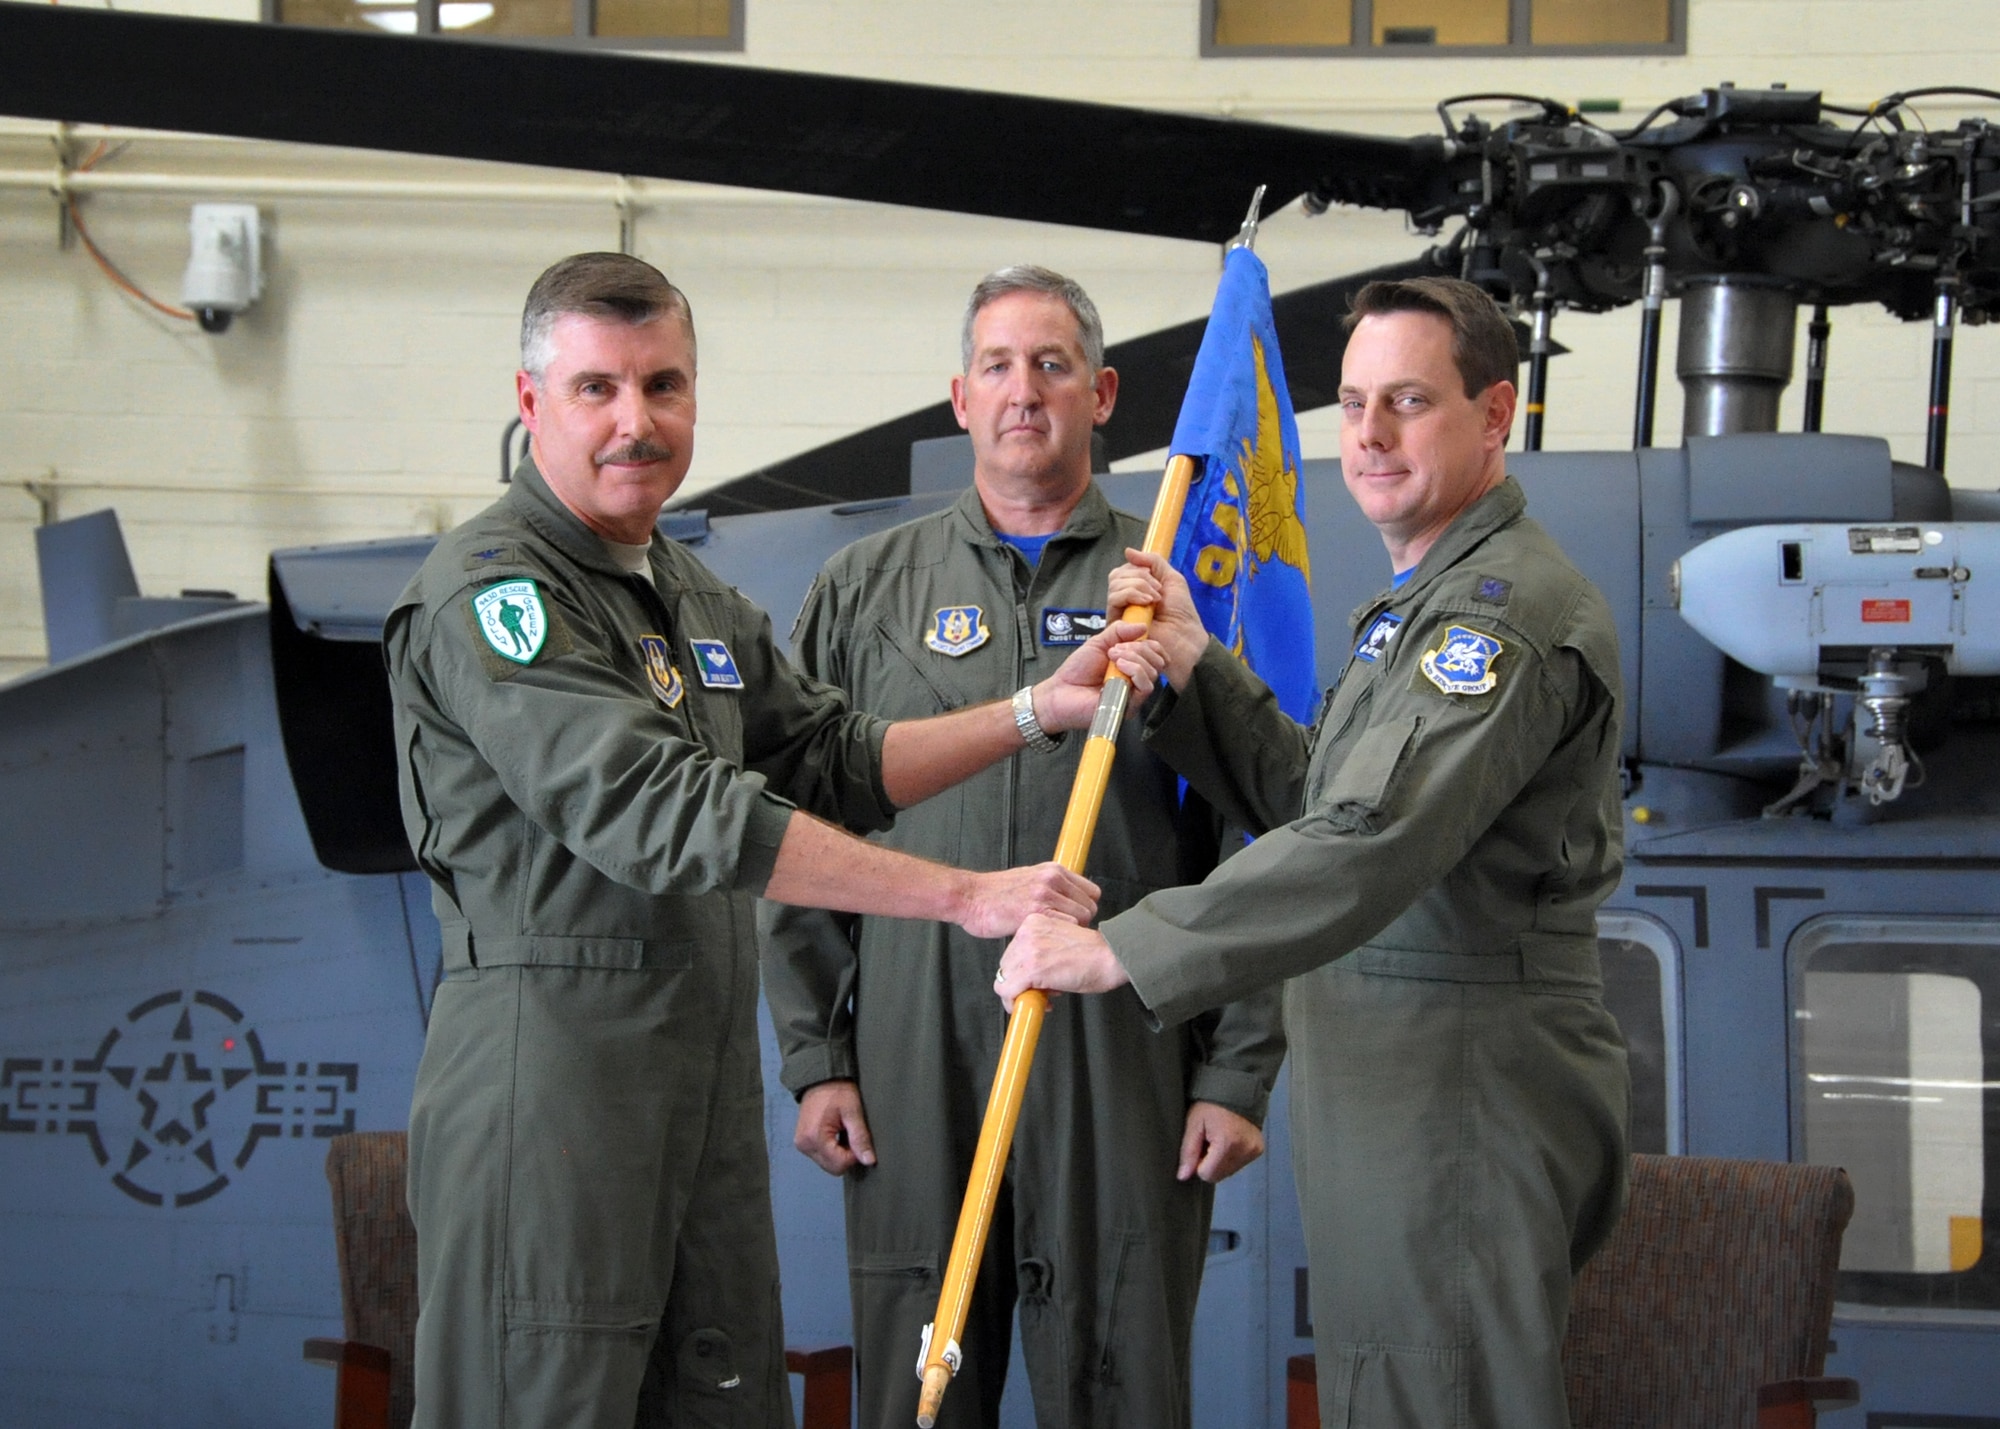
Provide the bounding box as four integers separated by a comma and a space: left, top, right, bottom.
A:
1861, 599, 1912, 623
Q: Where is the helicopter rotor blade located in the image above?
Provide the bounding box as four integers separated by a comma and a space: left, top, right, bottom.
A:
687, 255, 1446, 516
0, 6, 1436, 244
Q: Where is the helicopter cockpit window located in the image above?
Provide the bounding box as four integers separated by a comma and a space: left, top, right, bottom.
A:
268, 0, 740, 46
1596, 912, 1682, 1156
1205, 0, 1681, 53
1792, 919, 1997, 1312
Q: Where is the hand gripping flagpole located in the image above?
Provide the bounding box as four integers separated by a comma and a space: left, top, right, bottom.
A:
914, 188, 1266, 1429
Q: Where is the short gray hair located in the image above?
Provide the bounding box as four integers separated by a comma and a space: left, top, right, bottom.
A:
520, 252, 695, 383
960, 265, 1105, 373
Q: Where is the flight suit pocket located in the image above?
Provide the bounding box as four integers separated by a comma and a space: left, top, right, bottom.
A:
1324, 1341, 1465, 1428
1313, 715, 1423, 834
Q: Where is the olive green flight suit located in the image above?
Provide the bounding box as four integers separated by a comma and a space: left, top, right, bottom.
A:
1103, 478, 1630, 1429
760, 483, 1285, 1429
386, 456, 897, 1429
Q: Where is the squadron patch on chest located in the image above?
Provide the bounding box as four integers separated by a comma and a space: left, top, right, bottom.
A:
638, 634, 686, 708
1041, 607, 1108, 646
1354, 611, 1404, 663
472, 580, 547, 665
1419, 624, 1505, 696
925, 605, 991, 657
690, 638, 744, 690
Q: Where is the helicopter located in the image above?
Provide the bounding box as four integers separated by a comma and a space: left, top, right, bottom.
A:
1, 7, 1998, 1425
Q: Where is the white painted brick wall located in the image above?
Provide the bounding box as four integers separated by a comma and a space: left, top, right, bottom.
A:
2, 0, 1997, 673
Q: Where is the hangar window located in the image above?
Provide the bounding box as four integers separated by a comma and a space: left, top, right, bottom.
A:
1792, 918, 1997, 1311
1597, 912, 1682, 1155
1204, 0, 1682, 54
268, 0, 741, 47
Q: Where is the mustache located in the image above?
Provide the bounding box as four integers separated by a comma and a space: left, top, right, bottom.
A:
597, 440, 676, 465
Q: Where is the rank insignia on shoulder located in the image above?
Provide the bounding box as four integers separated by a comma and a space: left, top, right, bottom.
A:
1355, 611, 1403, 663
1475, 575, 1513, 606
690, 638, 744, 690
1040, 607, 1107, 646
925, 605, 990, 657
472, 580, 547, 664
1420, 624, 1504, 696
638, 634, 685, 708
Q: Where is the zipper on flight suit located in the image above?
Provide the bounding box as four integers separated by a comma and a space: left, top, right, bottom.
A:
1001, 541, 1037, 874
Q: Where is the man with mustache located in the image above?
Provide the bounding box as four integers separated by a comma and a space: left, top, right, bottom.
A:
384, 253, 1160, 1428
761, 266, 1283, 1428
996, 277, 1631, 1427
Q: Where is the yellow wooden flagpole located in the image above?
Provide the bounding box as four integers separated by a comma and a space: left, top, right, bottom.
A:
915, 453, 1197, 1428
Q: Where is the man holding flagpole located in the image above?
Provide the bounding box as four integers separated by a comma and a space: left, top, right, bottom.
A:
761, 265, 1284, 1429
999, 275, 1630, 1427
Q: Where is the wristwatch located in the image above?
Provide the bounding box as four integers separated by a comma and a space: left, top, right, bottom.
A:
1011, 685, 1065, 752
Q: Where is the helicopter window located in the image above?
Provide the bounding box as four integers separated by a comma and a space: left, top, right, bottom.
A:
269, 0, 741, 46
1205, 0, 1679, 52
1792, 920, 1998, 1311
1596, 912, 1683, 1156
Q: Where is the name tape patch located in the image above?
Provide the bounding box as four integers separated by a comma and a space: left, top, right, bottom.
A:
690, 637, 745, 689
1041, 608, 1108, 646
1355, 611, 1403, 663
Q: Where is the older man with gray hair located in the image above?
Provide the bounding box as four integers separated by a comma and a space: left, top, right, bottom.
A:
762, 265, 1285, 1429
386, 252, 1167, 1428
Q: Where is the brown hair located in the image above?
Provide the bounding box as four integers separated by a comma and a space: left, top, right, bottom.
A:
1345, 276, 1516, 399
520, 252, 695, 380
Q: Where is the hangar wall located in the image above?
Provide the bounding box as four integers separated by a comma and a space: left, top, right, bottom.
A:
2, 0, 1998, 681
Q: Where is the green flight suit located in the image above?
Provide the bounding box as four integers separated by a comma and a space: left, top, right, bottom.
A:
760, 483, 1285, 1429
1104, 478, 1630, 1429
385, 456, 897, 1429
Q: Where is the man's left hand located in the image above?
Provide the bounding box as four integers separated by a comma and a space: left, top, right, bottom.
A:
1177, 1101, 1265, 1184
1034, 620, 1165, 733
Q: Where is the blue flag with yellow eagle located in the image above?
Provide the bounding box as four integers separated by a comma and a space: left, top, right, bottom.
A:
1168, 246, 1317, 722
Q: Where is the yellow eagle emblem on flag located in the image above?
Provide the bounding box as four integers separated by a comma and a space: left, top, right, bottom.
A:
1241, 334, 1311, 581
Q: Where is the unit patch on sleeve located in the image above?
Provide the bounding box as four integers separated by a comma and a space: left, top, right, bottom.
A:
1354, 611, 1403, 663
1419, 624, 1505, 696
690, 637, 745, 689
1041, 608, 1108, 646
472, 580, 548, 664
925, 605, 991, 657
638, 635, 685, 708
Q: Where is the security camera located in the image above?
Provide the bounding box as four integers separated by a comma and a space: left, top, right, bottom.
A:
180, 203, 264, 334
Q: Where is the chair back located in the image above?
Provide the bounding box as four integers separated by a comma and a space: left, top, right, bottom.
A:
325, 1131, 418, 1429
1564, 1153, 1854, 1428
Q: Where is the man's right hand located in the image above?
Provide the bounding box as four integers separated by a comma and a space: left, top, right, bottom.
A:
795, 1079, 875, 1175
955, 862, 1099, 939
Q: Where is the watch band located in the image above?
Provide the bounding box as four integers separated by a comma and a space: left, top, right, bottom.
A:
1011, 684, 1064, 752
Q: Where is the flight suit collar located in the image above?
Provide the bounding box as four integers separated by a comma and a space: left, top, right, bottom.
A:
505, 452, 663, 582
947, 478, 1117, 551
1348, 475, 1527, 627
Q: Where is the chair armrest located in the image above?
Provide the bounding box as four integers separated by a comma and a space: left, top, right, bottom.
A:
303, 1338, 391, 1373
786, 1343, 853, 1429
302, 1337, 393, 1429
1287, 1353, 1320, 1429
1757, 1376, 1862, 1429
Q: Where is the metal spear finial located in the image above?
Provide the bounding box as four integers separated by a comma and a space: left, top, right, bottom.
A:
1224, 184, 1268, 256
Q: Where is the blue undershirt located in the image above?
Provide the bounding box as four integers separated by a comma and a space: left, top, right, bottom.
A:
997, 531, 1055, 567
1391, 566, 1416, 589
